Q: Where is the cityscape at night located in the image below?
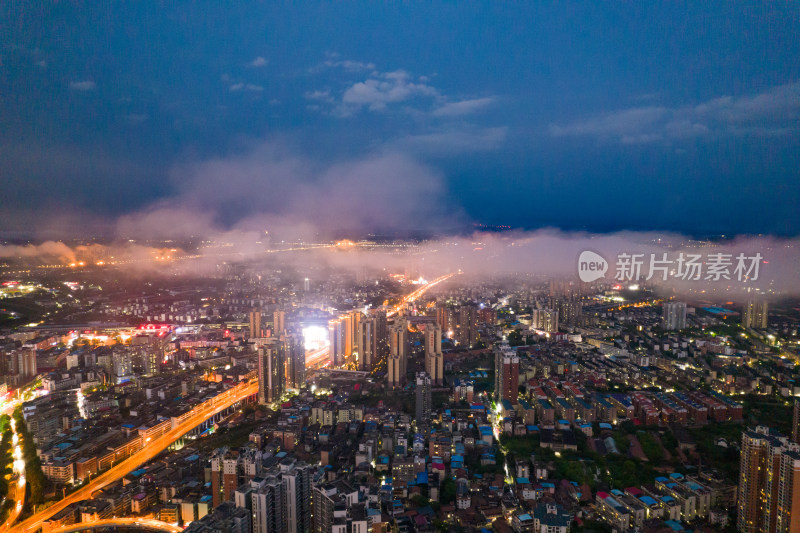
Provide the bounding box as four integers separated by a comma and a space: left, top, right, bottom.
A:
1, 4, 800, 533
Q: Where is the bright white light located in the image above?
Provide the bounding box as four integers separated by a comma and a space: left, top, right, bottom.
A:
302, 326, 329, 351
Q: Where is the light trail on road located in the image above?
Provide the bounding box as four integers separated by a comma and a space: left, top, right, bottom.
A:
9, 382, 257, 533
46, 517, 182, 533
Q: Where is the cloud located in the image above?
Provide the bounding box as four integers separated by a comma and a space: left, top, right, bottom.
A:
249, 56, 267, 67
393, 126, 508, 155
550, 81, 800, 143
116, 142, 464, 241
311, 54, 376, 73
229, 83, 264, 92
432, 97, 495, 117
323, 59, 376, 72
341, 70, 438, 112
69, 80, 96, 91
304, 90, 333, 102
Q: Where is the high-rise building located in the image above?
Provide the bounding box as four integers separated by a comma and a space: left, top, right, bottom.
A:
356, 316, 375, 372
455, 303, 479, 347
662, 301, 687, 331
328, 311, 361, 368
313, 485, 337, 533
553, 298, 582, 327
424, 323, 444, 385
793, 400, 800, 445
281, 334, 305, 390
211, 447, 239, 507
273, 311, 286, 336
258, 343, 284, 404
328, 317, 345, 367
743, 299, 769, 329
17, 347, 37, 378
415, 372, 432, 430
435, 303, 452, 333
111, 348, 133, 378
495, 344, 519, 404
253, 475, 285, 533
249, 310, 262, 339
303, 277, 310, 292
282, 462, 313, 533
737, 426, 800, 533
387, 318, 407, 388
531, 308, 559, 333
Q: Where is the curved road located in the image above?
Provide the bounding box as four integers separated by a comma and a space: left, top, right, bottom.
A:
9, 381, 257, 533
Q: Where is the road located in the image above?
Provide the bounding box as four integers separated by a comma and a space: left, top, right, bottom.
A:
46, 517, 181, 533
9, 381, 258, 533
1, 417, 26, 532
386, 272, 457, 317
305, 346, 331, 369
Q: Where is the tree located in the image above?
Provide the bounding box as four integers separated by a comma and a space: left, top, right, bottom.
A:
440, 477, 456, 505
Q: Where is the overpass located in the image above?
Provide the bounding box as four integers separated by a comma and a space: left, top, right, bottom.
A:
9, 381, 258, 533
46, 518, 181, 533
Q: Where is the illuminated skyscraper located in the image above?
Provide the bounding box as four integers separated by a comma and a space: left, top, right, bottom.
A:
416, 372, 432, 430
531, 308, 559, 333
387, 318, 407, 388
273, 310, 286, 336
328, 310, 362, 368
424, 323, 444, 385
553, 297, 582, 326
328, 317, 345, 367
455, 303, 478, 347
793, 400, 800, 445
17, 347, 37, 378
357, 317, 375, 371
662, 301, 687, 331
281, 334, 305, 389
742, 299, 769, 329
495, 344, 519, 404
257, 343, 284, 404
249, 310, 262, 338
737, 426, 800, 533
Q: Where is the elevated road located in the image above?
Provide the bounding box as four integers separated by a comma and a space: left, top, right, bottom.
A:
386, 272, 456, 317
9, 381, 257, 533
46, 517, 181, 532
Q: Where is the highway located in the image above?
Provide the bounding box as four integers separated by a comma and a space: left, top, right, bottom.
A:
9, 381, 258, 533
1, 417, 26, 532
386, 272, 456, 317
304, 346, 331, 369
46, 517, 181, 533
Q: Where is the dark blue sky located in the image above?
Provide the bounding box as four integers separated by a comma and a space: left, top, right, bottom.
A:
1, 3, 799, 238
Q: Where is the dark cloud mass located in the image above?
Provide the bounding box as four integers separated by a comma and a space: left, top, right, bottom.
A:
115, 143, 461, 241
0, 3, 798, 252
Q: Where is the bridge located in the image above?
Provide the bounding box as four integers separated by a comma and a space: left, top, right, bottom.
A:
9, 381, 258, 533
46, 518, 181, 532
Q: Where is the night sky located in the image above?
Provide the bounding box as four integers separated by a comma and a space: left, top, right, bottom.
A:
1, 3, 799, 238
